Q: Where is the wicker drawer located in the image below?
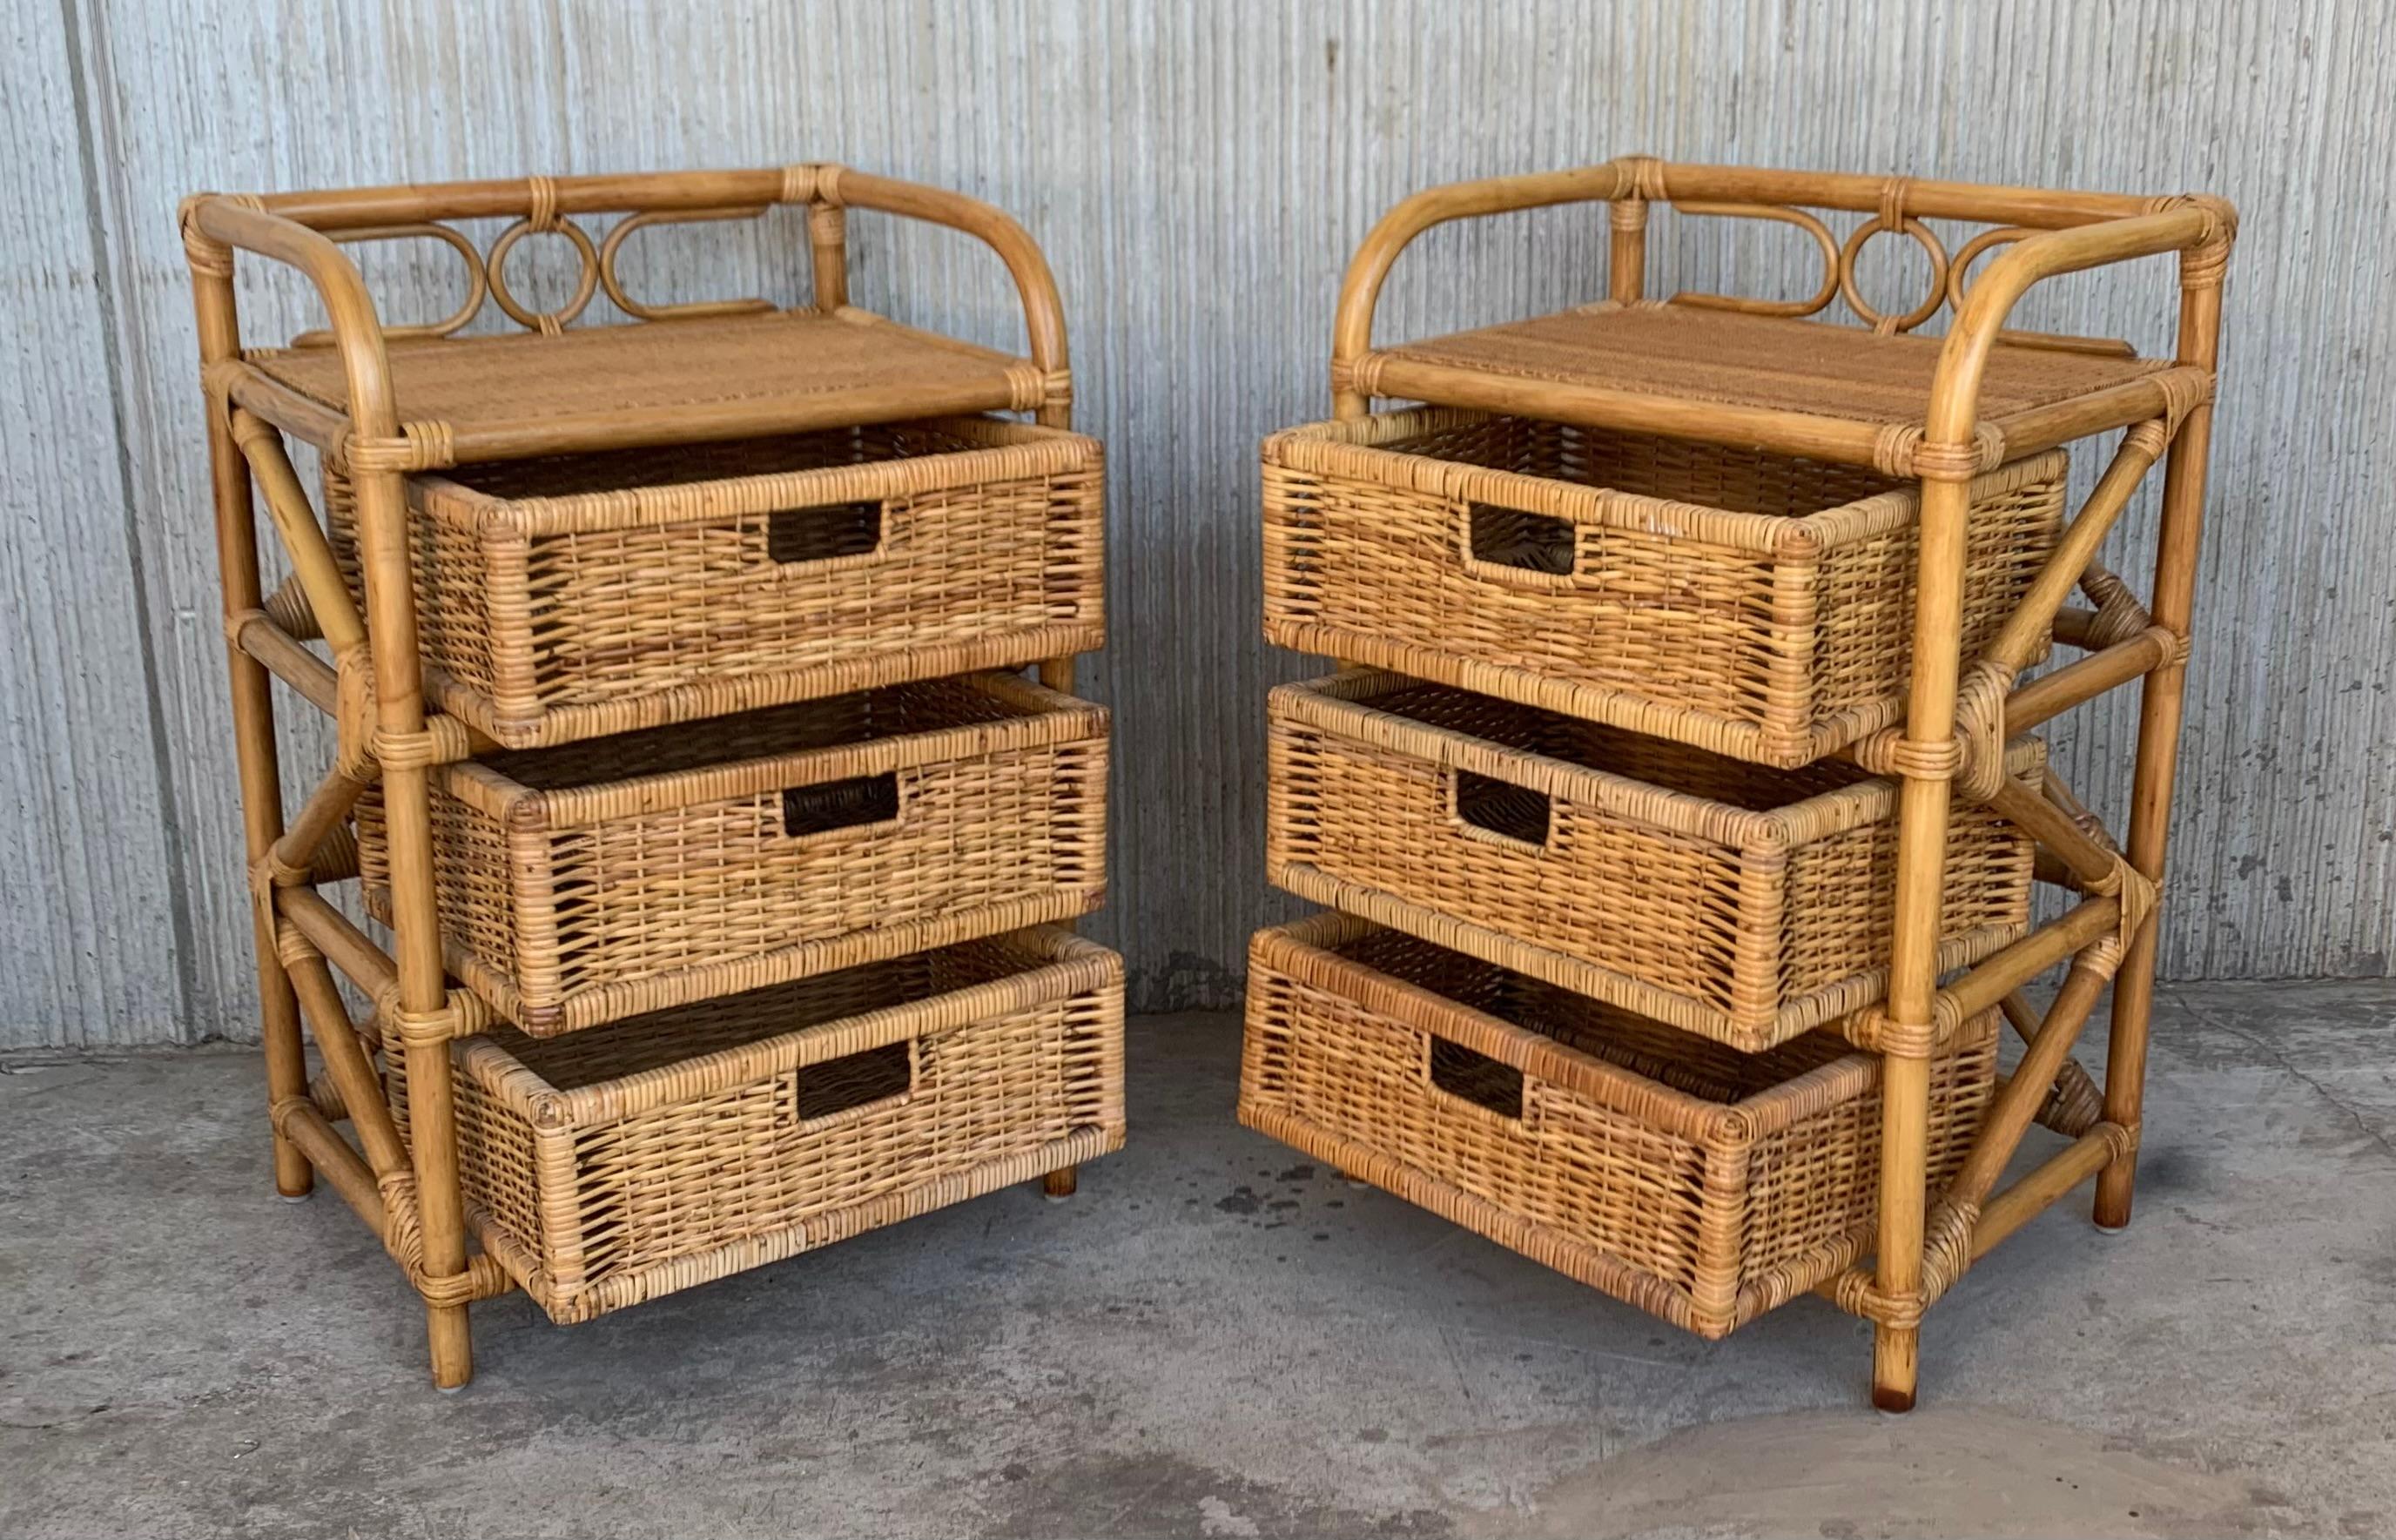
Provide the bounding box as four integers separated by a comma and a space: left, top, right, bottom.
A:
359, 673, 1107, 1033
386, 928, 1125, 1324
1267, 671, 2036, 1052
326, 416, 1103, 749
1240, 915, 1996, 1339
1262, 408, 2063, 767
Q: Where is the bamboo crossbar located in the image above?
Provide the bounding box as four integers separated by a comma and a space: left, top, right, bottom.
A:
284, 949, 410, 1179
1984, 775, 2120, 891
1946, 964, 2107, 1210
277, 886, 398, 1002
267, 770, 367, 887
1971, 1126, 2124, 1261
2006, 629, 2178, 732
1983, 425, 2169, 674
227, 611, 493, 768
2051, 606, 2105, 649
231, 611, 339, 716
269, 1095, 385, 1231
228, 410, 364, 649
1933, 894, 2123, 1030
2002, 989, 2106, 1138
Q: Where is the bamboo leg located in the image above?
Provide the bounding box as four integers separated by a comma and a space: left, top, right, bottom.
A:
191, 262, 312, 1200
353, 458, 474, 1389
1036, 649, 1080, 1201
1874, 467, 1974, 1413
2095, 265, 2224, 1229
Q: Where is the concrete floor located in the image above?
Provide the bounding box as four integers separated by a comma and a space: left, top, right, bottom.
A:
3, 980, 2393, 1539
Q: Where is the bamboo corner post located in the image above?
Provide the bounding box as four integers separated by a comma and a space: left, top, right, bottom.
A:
1312, 157, 2234, 1410
180, 165, 1093, 1388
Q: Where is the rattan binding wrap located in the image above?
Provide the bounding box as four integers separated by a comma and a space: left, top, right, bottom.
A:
1239, 914, 1997, 1338
318, 416, 1103, 749
384, 927, 1125, 1323
1267, 672, 2038, 1052
356, 672, 1108, 1033
1263, 410, 2063, 766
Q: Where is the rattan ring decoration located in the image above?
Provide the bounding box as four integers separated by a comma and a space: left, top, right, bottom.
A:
597, 207, 779, 321
291, 224, 488, 348
1838, 211, 1951, 333
1668, 201, 1841, 318
487, 215, 600, 333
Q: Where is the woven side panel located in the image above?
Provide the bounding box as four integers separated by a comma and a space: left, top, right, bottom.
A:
1737, 1014, 1999, 1291
453, 1073, 548, 1277
327, 460, 509, 708
356, 776, 522, 974
1779, 804, 2038, 1004
1811, 465, 2066, 722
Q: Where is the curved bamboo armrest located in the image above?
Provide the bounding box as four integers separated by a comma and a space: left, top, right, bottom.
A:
185, 196, 398, 435
1926, 200, 2233, 446
1331, 158, 1646, 413
834, 170, 1070, 383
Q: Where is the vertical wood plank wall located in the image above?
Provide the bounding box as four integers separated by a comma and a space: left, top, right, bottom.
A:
4, 0, 2390, 1045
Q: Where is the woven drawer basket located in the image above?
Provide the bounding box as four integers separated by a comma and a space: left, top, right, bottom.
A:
1262, 408, 2064, 767
358, 672, 1107, 1033
1240, 914, 1997, 1338
385, 927, 1125, 1324
1268, 671, 2037, 1052
326, 416, 1103, 749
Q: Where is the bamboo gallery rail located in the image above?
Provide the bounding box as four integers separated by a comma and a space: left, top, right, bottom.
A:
180, 165, 1110, 1390
1242, 155, 2233, 1410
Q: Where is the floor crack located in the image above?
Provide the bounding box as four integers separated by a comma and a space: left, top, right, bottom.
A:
2168, 985, 2396, 1166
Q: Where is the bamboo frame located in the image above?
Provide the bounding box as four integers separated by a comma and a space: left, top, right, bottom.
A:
180, 165, 1094, 1389
1302, 158, 2233, 1409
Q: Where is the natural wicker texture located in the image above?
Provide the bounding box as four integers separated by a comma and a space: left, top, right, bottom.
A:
1239, 914, 1998, 1338
247, 309, 1047, 460
1349, 302, 2195, 468
383, 927, 1125, 1324
321, 417, 1103, 748
356, 672, 1108, 1033
1263, 409, 2064, 765
1267, 671, 2038, 1051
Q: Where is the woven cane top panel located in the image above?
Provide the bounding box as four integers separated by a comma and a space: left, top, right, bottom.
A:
1370, 306, 2168, 429
247, 311, 1036, 457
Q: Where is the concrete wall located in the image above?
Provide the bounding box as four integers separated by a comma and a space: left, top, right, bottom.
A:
4, 0, 2390, 1046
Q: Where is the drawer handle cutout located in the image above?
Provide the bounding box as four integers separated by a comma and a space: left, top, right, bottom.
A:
1429, 1036, 1524, 1120
1453, 770, 1551, 848
766, 501, 884, 565
791, 1039, 915, 1126
782, 771, 900, 837
1466, 503, 1577, 577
